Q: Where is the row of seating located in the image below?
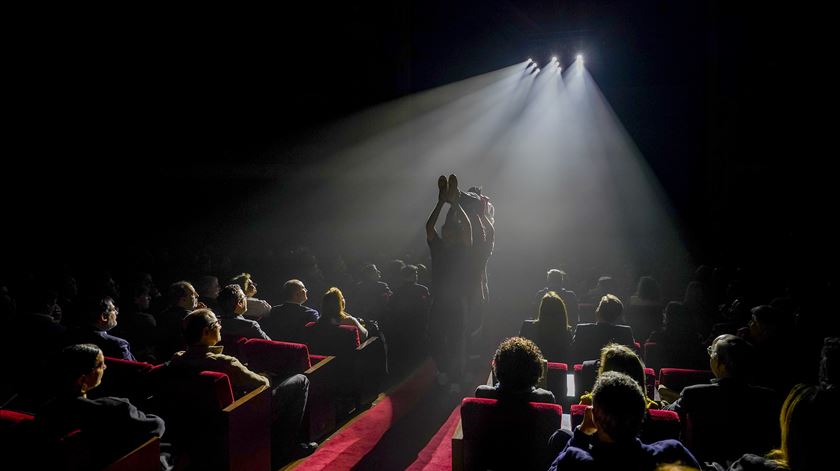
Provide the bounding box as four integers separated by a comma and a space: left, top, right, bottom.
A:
451, 367, 715, 471
1, 327, 386, 471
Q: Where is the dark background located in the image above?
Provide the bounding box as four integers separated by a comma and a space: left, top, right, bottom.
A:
3, 1, 834, 278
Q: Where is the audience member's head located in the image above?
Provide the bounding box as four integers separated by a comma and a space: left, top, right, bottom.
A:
708, 334, 753, 379
58, 343, 105, 396
591, 371, 646, 443
360, 264, 381, 282
537, 291, 570, 331
182, 309, 222, 346
749, 305, 789, 344
230, 273, 258, 297
635, 276, 662, 302
683, 281, 706, 306
662, 301, 690, 334
195, 275, 220, 300
383, 259, 405, 283
598, 343, 647, 395
401, 264, 419, 284
596, 294, 624, 324
281, 279, 308, 304
128, 284, 152, 312
217, 284, 247, 317
546, 269, 567, 289
321, 287, 348, 323
78, 296, 119, 331
168, 281, 198, 310
492, 337, 545, 392
596, 276, 617, 294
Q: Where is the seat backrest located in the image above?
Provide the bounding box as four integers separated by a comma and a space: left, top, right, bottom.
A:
303, 322, 360, 356
658, 368, 714, 393
218, 335, 248, 360
571, 405, 680, 444
573, 361, 599, 397
644, 342, 659, 370
241, 338, 311, 378
644, 367, 656, 399
91, 357, 154, 401
460, 397, 563, 471
545, 362, 568, 402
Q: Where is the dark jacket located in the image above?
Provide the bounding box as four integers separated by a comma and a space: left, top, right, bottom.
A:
260, 303, 320, 343
520, 319, 573, 363
475, 384, 556, 403
665, 377, 781, 464
63, 326, 136, 361
549, 429, 700, 471
572, 323, 635, 362
219, 314, 270, 340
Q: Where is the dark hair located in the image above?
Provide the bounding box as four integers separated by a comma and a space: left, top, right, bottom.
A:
598, 343, 647, 394
711, 334, 753, 377
751, 305, 788, 329
195, 275, 219, 294
217, 284, 244, 317
167, 281, 193, 306
281, 279, 305, 302
59, 344, 101, 385
662, 301, 689, 333
401, 264, 418, 283
591, 371, 646, 442
182, 309, 215, 344
596, 294, 624, 323
635, 276, 661, 302
77, 295, 112, 325
492, 337, 544, 391
546, 269, 566, 287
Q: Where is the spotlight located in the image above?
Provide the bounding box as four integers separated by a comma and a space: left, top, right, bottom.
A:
576, 54, 584, 61
552, 56, 558, 62
536, 68, 541, 73
528, 58, 533, 63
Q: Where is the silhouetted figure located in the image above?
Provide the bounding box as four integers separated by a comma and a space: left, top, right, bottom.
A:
520, 291, 573, 363
647, 301, 706, 369
626, 276, 663, 342
476, 337, 555, 403
536, 269, 580, 325
195, 275, 220, 313
426, 174, 472, 391
63, 296, 136, 361
110, 284, 158, 362
387, 264, 430, 369
573, 294, 635, 362
664, 334, 781, 464
349, 263, 392, 323
304, 287, 368, 357
154, 281, 201, 361
744, 305, 800, 396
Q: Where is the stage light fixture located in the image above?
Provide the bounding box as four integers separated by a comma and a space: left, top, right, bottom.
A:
576, 54, 584, 61
552, 56, 558, 62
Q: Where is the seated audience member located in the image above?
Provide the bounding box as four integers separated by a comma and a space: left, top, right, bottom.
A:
663, 334, 781, 464
261, 279, 320, 343
216, 284, 270, 340
684, 280, 715, 339
476, 337, 555, 403
230, 272, 272, 320
110, 284, 158, 362
520, 291, 572, 362
535, 268, 580, 325
583, 275, 620, 304
349, 263, 392, 322
729, 384, 838, 471
647, 301, 707, 369
573, 294, 635, 362
155, 281, 202, 361
63, 296, 136, 361
304, 287, 368, 356
579, 343, 659, 409
549, 371, 700, 471
34, 344, 167, 470
170, 309, 314, 460
195, 275, 221, 313
626, 276, 664, 342
743, 305, 800, 396
387, 264, 430, 364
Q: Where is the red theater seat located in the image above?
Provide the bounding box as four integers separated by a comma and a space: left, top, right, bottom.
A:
452, 397, 562, 471
545, 362, 569, 406
570, 405, 680, 444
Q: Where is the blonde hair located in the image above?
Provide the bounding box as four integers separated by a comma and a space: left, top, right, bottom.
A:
322, 287, 349, 322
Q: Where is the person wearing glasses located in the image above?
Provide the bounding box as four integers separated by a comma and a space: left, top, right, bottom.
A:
662, 334, 781, 464
170, 309, 315, 462
216, 284, 271, 340
63, 295, 136, 361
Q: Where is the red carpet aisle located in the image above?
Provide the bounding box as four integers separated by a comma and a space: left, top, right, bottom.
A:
405, 405, 461, 471
293, 359, 436, 470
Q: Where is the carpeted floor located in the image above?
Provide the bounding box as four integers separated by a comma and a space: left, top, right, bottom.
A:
292, 359, 436, 470
405, 404, 461, 471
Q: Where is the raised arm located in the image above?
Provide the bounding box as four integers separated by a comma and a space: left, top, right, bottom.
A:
426, 200, 445, 241
453, 202, 473, 247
